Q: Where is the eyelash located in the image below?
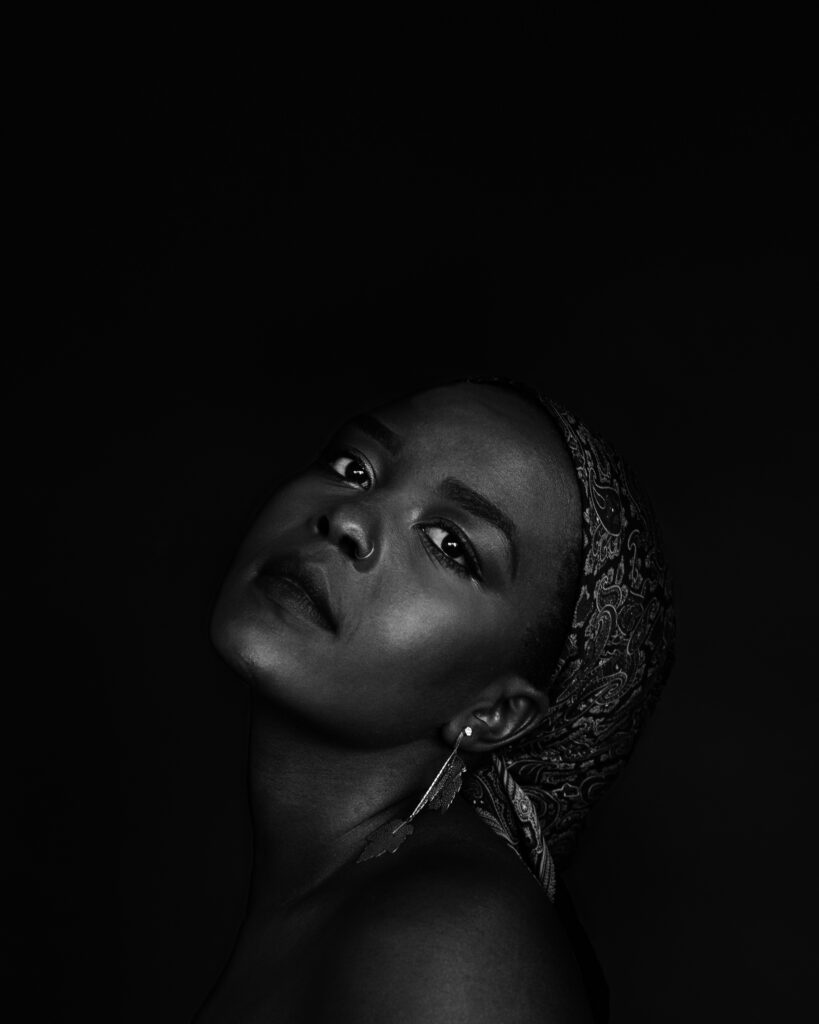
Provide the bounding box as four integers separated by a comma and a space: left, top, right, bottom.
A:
323, 448, 375, 489
322, 448, 482, 581
418, 521, 482, 581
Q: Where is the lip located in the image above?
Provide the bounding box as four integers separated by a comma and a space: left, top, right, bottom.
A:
254, 554, 338, 634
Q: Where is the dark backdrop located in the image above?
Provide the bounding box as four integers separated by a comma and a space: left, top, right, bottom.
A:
7, 41, 817, 1022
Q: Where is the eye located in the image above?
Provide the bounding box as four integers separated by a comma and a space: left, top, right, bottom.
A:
419, 523, 482, 580
426, 526, 467, 564
327, 452, 373, 489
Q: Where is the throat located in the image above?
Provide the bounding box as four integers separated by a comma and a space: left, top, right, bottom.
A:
244, 691, 445, 913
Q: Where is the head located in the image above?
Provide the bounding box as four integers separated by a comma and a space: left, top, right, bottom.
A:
211, 381, 582, 754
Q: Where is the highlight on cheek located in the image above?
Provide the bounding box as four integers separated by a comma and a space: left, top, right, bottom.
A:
376, 595, 476, 655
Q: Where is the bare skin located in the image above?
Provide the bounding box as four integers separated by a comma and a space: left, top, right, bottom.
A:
194, 384, 588, 1023
194, 791, 591, 1023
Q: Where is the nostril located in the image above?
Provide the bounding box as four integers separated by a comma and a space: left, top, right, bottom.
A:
316, 514, 330, 537
339, 535, 360, 560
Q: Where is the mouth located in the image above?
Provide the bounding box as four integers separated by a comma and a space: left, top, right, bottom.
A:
254, 554, 338, 634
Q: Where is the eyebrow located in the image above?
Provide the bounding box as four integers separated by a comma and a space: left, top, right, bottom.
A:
348, 414, 403, 457
437, 476, 519, 576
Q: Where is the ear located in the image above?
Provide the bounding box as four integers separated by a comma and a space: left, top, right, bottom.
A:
442, 675, 550, 753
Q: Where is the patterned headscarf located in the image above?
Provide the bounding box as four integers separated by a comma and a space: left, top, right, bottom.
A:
463, 393, 675, 900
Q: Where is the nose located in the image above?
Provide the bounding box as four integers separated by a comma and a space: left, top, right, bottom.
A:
315, 505, 377, 565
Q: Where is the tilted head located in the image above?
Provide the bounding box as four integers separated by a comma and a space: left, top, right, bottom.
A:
211, 378, 674, 892
211, 380, 583, 747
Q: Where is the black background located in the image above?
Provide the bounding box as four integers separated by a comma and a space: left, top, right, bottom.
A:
7, 32, 818, 1022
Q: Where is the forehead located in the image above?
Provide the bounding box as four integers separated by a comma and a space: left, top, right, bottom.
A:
376, 383, 561, 476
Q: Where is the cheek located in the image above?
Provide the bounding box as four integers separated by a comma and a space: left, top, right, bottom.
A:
375, 593, 458, 651
237, 483, 313, 557
212, 586, 519, 747
211, 479, 321, 616
362, 587, 515, 698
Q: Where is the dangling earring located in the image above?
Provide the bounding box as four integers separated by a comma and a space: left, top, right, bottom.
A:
357, 727, 472, 863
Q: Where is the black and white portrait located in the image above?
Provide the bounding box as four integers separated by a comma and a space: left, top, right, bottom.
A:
8, 31, 816, 1023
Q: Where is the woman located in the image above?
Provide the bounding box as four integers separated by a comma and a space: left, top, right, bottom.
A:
193, 379, 674, 1023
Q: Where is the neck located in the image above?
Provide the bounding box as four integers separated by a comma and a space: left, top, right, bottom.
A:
244, 688, 444, 916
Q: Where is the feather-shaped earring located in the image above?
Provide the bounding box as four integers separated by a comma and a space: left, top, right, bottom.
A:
357, 727, 472, 863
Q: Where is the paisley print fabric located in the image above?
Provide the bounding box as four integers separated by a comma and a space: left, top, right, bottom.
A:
463, 395, 675, 900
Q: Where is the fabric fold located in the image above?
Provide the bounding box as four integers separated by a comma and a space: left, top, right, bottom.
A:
464, 394, 676, 896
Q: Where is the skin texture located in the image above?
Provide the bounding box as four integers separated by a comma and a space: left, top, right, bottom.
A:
212, 383, 579, 750
197, 384, 587, 1023
306, 813, 592, 1024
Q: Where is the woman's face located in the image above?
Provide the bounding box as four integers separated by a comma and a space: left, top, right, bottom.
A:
211, 383, 576, 747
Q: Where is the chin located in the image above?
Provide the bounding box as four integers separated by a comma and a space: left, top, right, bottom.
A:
210, 605, 250, 680
210, 598, 304, 701
210, 589, 263, 678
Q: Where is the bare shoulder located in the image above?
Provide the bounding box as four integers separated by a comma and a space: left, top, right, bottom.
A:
307, 843, 594, 1024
